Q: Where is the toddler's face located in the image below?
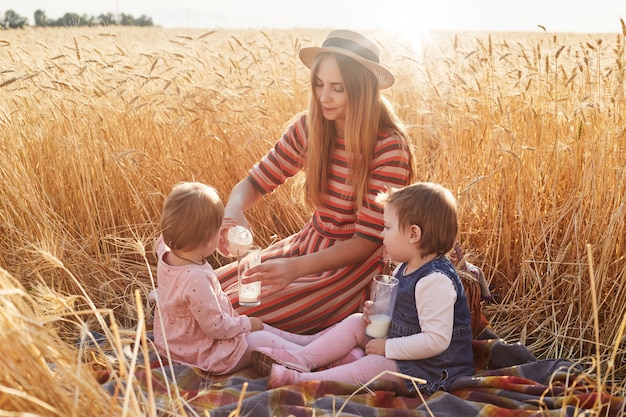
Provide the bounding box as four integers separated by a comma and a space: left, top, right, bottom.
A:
381, 205, 413, 263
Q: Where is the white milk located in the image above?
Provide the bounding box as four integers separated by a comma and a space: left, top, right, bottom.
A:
227, 226, 253, 257
239, 281, 261, 305
238, 245, 261, 306
366, 314, 392, 338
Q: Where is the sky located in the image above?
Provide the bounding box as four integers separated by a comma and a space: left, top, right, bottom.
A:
4, 0, 626, 34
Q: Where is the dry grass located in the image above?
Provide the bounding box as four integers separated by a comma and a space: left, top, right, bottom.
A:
0, 25, 624, 414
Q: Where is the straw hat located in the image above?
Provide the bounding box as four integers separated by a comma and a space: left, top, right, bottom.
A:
299, 30, 395, 89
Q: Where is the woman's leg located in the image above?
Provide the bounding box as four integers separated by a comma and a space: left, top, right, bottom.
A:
267, 355, 405, 390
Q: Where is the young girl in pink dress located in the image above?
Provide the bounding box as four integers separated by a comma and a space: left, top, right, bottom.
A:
153, 182, 360, 374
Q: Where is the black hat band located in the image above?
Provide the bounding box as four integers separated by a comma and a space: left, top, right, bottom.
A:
322, 37, 379, 64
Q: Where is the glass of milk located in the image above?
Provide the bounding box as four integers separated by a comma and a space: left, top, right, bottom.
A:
237, 245, 262, 307
365, 274, 399, 338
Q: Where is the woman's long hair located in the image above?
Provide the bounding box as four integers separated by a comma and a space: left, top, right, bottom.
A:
304, 53, 413, 211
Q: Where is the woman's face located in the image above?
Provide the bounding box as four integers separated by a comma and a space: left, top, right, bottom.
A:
313, 54, 348, 132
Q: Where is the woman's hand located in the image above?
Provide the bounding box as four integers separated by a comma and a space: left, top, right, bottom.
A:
217, 217, 239, 257
239, 234, 380, 297
218, 178, 262, 255
241, 258, 299, 297
365, 337, 386, 356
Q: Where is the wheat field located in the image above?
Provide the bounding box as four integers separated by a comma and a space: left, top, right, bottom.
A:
0, 25, 624, 414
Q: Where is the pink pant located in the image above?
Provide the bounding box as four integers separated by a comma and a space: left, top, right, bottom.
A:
268, 314, 404, 388
231, 323, 329, 372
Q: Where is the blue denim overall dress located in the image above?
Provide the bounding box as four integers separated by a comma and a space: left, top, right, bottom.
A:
389, 256, 474, 394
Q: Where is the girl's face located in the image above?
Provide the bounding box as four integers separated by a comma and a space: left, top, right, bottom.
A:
382, 204, 417, 264
314, 54, 348, 132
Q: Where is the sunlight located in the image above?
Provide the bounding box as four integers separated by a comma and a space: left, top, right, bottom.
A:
376, 1, 440, 59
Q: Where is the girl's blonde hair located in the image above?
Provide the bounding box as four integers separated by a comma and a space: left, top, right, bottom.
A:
160, 182, 224, 252
378, 182, 458, 257
304, 53, 414, 210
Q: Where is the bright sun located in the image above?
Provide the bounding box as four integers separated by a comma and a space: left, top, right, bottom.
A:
374, 1, 442, 58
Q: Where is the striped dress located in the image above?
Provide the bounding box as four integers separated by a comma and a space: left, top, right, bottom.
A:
216, 114, 412, 334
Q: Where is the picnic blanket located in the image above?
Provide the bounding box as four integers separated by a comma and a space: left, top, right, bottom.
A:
99, 320, 626, 416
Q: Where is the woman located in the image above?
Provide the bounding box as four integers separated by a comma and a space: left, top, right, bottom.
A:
216, 30, 415, 334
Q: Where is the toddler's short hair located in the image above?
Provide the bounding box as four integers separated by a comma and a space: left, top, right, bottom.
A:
160, 182, 224, 251
377, 182, 458, 257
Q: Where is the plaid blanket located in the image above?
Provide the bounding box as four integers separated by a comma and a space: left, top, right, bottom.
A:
105, 323, 625, 417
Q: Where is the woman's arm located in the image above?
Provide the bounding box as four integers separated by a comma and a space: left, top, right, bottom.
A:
223, 178, 263, 226
293, 234, 380, 275
218, 178, 263, 254
243, 234, 380, 296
